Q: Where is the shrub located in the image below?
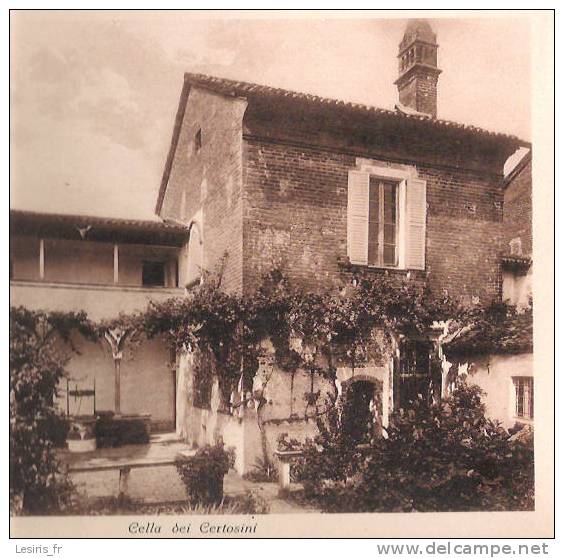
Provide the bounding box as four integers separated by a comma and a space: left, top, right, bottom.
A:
176, 443, 236, 505
299, 381, 534, 512
9, 307, 91, 514
295, 394, 367, 497
230, 490, 270, 514
94, 413, 150, 447
242, 456, 278, 483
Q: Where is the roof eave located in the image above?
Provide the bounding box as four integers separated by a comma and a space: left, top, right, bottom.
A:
154, 78, 192, 216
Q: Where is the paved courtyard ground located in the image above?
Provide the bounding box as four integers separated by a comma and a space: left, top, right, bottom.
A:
59, 433, 316, 514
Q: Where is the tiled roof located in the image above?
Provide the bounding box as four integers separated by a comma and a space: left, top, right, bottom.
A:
10, 210, 188, 235
444, 308, 533, 356
156, 72, 531, 213
183, 72, 527, 143
500, 254, 532, 272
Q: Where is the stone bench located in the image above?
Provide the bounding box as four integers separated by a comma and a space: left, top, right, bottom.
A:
66, 450, 195, 504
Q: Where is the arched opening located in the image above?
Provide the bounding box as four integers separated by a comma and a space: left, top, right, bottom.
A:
342, 379, 381, 444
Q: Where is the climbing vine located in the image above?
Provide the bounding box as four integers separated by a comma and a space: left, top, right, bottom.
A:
10, 270, 519, 420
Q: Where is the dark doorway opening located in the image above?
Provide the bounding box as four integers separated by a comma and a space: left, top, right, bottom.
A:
342, 380, 377, 445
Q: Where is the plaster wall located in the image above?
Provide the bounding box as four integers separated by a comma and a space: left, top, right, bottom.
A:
464, 352, 534, 429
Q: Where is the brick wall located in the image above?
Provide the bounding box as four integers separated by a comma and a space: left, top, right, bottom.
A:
242, 138, 504, 303
158, 87, 516, 303
159, 86, 247, 293
503, 158, 532, 257
398, 70, 439, 118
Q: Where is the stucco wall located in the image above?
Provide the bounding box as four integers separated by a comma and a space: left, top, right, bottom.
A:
120, 338, 176, 427
57, 333, 176, 429
464, 352, 534, 429
174, 342, 395, 474
10, 281, 183, 321
10, 235, 39, 280
44, 238, 114, 285
11, 235, 180, 288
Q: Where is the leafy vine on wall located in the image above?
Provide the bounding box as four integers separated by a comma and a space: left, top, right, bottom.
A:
10, 269, 530, 411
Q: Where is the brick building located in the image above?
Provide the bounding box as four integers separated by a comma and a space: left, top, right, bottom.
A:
156, 22, 527, 306
10, 20, 533, 471
442, 149, 533, 431
153, 20, 532, 471
501, 151, 533, 308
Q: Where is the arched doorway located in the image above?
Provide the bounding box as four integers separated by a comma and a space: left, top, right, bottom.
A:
342, 379, 382, 444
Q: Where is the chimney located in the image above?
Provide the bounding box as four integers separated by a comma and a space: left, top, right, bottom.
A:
394, 19, 441, 118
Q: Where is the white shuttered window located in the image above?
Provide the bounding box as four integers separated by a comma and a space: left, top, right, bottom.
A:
347, 169, 426, 270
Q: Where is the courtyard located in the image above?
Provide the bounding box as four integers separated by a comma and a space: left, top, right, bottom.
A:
59, 432, 316, 514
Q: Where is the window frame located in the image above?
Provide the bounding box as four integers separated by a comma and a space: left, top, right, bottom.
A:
347, 161, 426, 271
512, 376, 534, 421
368, 176, 400, 268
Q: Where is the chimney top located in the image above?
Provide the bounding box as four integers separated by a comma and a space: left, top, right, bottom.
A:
399, 19, 437, 52
395, 19, 441, 118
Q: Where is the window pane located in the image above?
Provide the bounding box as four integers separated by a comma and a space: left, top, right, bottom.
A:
368, 178, 380, 265
383, 182, 397, 223
384, 224, 396, 245
368, 242, 379, 266
368, 200, 379, 223
515, 380, 524, 417
369, 179, 380, 221
383, 244, 396, 266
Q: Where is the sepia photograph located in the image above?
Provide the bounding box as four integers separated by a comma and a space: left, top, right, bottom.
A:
8, 9, 554, 539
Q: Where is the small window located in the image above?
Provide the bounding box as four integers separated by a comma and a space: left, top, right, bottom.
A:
368, 177, 398, 267
194, 128, 202, 154
142, 261, 165, 287
513, 377, 534, 419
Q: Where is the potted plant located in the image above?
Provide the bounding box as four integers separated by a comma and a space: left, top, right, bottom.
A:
175, 443, 235, 505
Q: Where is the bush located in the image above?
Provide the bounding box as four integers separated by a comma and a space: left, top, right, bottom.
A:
9, 307, 88, 514
295, 394, 367, 497
94, 413, 150, 447
176, 443, 236, 505
299, 381, 534, 512
230, 490, 270, 514
242, 456, 278, 483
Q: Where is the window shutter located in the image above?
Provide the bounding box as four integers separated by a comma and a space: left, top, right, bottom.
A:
405, 177, 427, 270
347, 170, 369, 265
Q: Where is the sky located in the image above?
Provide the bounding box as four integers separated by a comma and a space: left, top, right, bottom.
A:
10, 11, 531, 220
